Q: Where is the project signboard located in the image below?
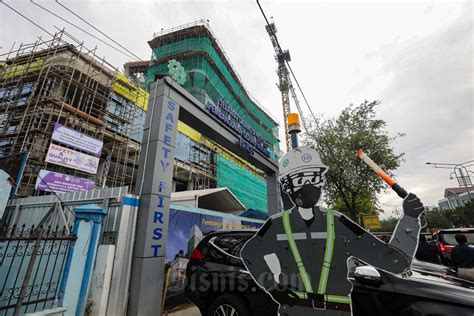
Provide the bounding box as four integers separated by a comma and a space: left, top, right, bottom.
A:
52, 123, 103, 156
45, 144, 99, 174
35, 169, 95, 193
164, 205, 264, 310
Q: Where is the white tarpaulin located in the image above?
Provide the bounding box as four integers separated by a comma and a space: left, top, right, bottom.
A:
52, 123, 103, 156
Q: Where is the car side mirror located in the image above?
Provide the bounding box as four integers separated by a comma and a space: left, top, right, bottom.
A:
354, 266, 382, 286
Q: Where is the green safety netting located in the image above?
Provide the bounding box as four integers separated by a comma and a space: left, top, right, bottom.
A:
216, 154, 268, 212
146, 37, 279, 148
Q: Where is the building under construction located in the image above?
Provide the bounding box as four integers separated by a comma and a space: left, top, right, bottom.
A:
1, 21, 279, 212
126, 20, 280, 212
0, 31, 148, 197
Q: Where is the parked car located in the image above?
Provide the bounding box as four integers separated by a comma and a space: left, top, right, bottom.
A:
434, 228, 474, 265
185, 230, 474, 316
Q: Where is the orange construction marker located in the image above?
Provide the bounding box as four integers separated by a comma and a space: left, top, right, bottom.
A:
357, 149, 408, 198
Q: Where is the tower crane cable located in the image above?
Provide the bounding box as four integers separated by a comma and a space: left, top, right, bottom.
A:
55, 0, 143, 61
30, 0, 139, 61
1, 0, 54, 37
256, 0, 312, 137
286, 61, 319, 127
256, 0, 323, 136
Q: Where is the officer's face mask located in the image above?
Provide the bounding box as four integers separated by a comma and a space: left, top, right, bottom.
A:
290, 184, 321, 208
281, 170, 325, 208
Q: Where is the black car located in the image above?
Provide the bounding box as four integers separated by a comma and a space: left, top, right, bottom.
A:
185, 230, 474, 316
434, 228, 474, 265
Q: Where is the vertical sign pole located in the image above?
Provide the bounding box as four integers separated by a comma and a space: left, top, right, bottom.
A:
128, 80, 180, 315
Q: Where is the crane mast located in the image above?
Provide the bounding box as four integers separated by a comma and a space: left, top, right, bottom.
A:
265, 22, 308, 151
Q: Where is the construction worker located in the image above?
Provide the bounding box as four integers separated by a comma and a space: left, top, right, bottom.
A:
241, 146, 425, 316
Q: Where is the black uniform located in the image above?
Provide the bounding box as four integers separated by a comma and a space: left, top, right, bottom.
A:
241, 206, 410, 316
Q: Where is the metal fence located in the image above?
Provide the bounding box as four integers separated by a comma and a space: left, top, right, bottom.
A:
0, 224, 76, 316
1, 186, 138, 316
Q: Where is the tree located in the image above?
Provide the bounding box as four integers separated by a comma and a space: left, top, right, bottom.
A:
304, 100, 404, 221
379, 217, 398, 232
423, 202, 474, 229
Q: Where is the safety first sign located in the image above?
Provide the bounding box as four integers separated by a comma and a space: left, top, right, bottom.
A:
363, 215, 381, 229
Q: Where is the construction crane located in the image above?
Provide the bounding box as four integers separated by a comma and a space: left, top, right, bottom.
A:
257, 1, 309, 150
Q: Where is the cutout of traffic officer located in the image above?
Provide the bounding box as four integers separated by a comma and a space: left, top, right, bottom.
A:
241, 146, 425, 316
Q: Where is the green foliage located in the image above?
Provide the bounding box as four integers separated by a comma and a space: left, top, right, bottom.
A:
376, 202, 474, 233
424, 201, 474, 229
304, 100, 404, 221
377, 217, 398, 232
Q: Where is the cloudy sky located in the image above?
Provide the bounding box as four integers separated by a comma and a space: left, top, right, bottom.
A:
1, 0, 472, 217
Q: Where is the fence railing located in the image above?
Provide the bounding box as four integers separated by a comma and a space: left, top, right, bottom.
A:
0, 224, 75, 316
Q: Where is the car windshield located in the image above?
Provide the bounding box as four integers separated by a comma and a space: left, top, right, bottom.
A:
440, 231, 474, 245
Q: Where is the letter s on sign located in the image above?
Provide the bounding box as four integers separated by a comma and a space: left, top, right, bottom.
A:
153, 227, 163, 240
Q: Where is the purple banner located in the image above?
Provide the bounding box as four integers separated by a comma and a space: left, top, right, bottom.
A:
35, 169, 95, 193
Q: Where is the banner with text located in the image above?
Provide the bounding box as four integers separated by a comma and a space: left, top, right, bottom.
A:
52, 123, 103, 156
46, 144, 99, 174
35, 169, 95, 193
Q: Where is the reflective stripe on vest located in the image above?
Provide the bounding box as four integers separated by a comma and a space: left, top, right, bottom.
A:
318, 210, 335, 294
282, 210, 349, 304
294, 292, 352, 304
282, 211, 314, 293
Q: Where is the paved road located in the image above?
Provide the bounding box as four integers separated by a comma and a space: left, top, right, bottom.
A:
166, 303, 200, 316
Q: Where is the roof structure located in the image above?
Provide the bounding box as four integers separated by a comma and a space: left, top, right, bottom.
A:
444, 186, 474, 198
171, 187, 246, 213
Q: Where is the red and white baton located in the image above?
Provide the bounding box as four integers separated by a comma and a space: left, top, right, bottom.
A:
357, 149, 408, 199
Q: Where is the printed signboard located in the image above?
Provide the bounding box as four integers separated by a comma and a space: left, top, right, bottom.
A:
363, 215, 381, 229
35, 169, 95, 193
46, 144, 99, 174
164, 205, 263, 310
52, 123, 103, 156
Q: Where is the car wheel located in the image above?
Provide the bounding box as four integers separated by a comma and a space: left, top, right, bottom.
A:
208, 294, 250, 316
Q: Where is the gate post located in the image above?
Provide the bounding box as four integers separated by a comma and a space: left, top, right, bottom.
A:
59, 204, 107, 316
128, 80, 180, 315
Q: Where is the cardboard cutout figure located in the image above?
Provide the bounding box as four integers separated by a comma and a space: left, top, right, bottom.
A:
241, 147, 425, 316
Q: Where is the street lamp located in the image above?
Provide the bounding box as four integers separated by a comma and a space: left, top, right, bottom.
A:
426, 160, 474, 201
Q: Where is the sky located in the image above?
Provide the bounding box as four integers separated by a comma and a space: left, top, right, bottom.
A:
1, 0, 473, 218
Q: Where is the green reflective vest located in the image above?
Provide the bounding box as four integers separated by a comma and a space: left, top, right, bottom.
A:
282, 210, 351, 304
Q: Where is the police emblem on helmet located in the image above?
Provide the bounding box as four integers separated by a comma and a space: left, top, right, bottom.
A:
282, 159, 289, 167
302, 154, 312, 163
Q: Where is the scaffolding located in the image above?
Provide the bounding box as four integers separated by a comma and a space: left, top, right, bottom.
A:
146, 20, 280, 158
0, 31, 146, 196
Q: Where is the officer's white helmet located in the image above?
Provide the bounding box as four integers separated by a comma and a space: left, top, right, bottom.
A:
278, 146, 328, 182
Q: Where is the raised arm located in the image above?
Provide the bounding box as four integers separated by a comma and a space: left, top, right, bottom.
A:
338, 214, 410, 274
389, 193, 425, 260
340, 193, 425, 274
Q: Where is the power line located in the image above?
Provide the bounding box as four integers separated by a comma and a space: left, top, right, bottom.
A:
55, 0, 143, 61
1, 0, 54, 37
30, 0, 138, 61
